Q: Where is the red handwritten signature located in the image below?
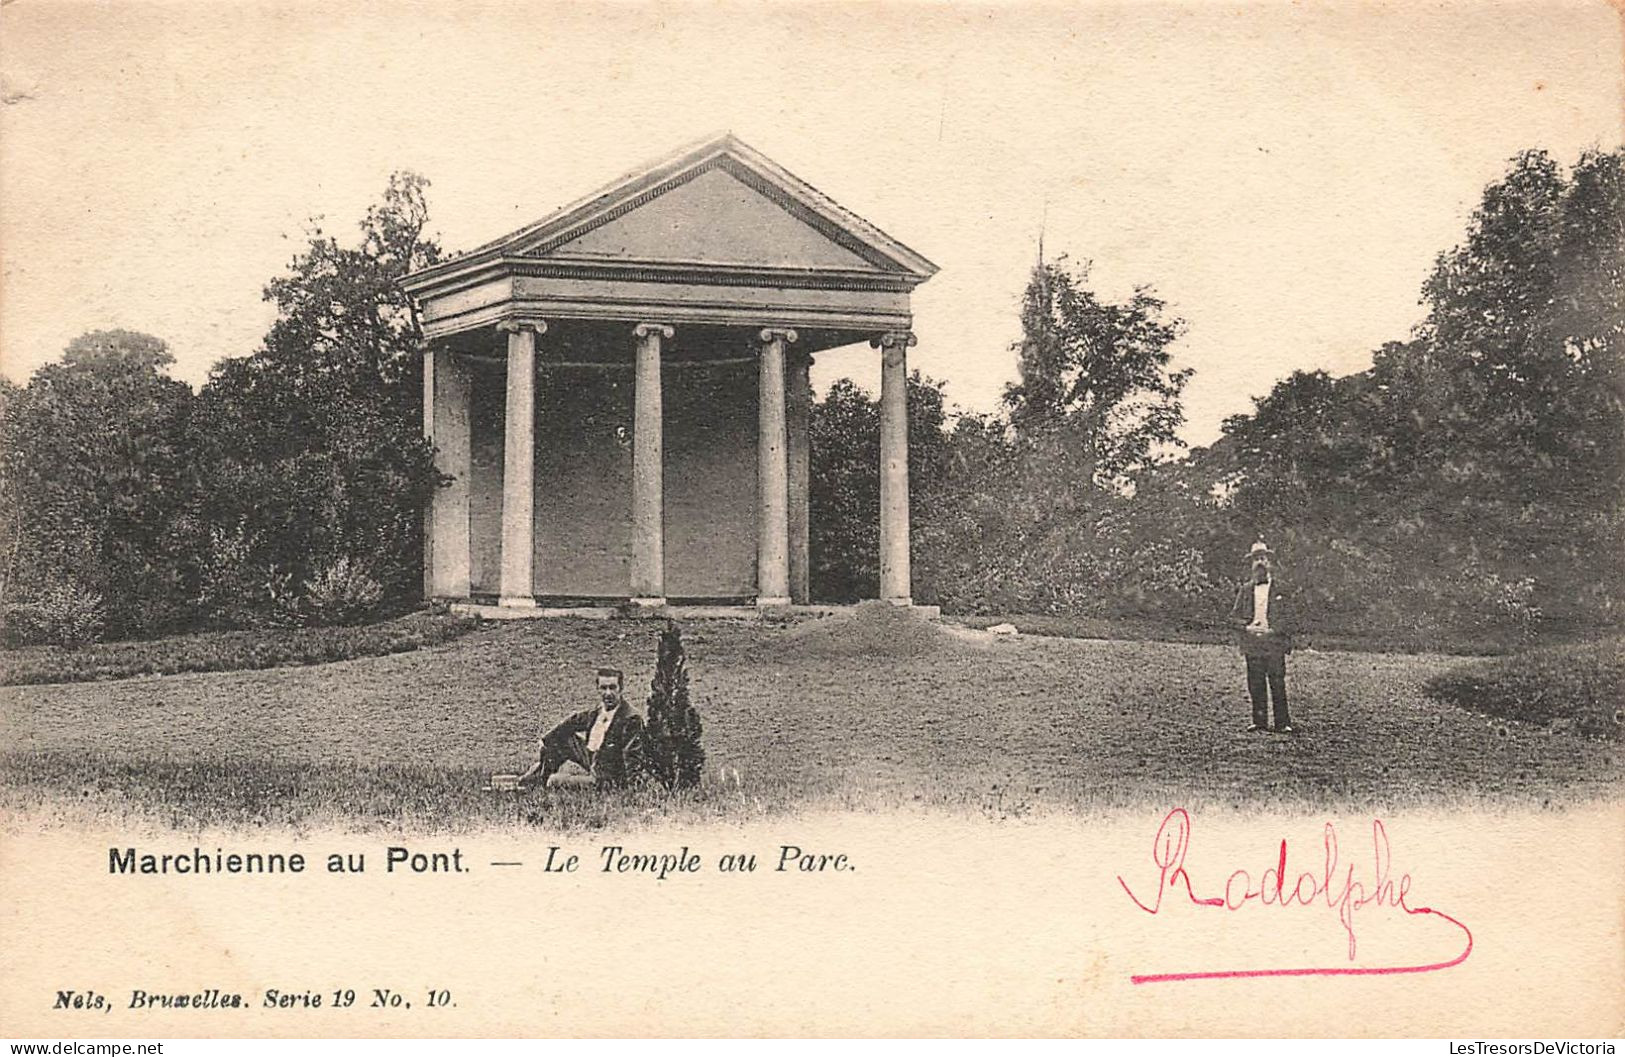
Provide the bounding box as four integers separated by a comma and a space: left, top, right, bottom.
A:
1118, 808, 1473, 984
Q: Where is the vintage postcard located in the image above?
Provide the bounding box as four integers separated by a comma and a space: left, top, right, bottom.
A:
1, 0, 1621, 1040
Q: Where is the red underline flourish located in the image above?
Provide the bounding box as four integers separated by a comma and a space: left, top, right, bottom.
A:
1131, 904, 1474, 984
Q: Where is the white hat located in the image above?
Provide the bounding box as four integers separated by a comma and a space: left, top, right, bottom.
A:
1247, 540, 1274, 558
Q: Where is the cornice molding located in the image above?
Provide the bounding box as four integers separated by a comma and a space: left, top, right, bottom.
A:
417, 258, 917, 304
421, 297, 912, 342
527, 257, 914, 292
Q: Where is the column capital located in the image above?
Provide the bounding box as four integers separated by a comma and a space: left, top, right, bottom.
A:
759, 327, 799, 345
496, 318, 547, 336
633, 322, 675, 340
870, 331, 917, 349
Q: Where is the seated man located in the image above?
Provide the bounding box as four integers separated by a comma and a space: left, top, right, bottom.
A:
517, 667, 648, 789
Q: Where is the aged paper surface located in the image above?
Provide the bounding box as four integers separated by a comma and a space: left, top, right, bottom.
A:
1, 806, 1622, 1036
2, 0, 1622, 1039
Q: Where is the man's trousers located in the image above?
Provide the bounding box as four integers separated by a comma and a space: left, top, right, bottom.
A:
1245, 652, 1290, 730
517, 729, 594, 788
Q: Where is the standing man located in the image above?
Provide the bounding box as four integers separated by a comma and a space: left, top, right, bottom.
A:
517, 667, 648, 789
1229, 540, 1294, 734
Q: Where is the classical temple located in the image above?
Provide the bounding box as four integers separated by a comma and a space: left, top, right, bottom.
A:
402, 133, 937, 613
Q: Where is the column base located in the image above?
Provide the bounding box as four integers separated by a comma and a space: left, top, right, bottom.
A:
628, 597, 667, 610
497, 595, 536, 609
883, 596, 914, 607
756, 596, 793, 608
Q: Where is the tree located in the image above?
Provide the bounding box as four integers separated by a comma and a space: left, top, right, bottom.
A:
1412, 149, 1625, 631
910, 258, 1203, 616
190, 172, 445, 625
1417, 149, 1623, 523
0, 377, 22, 618
1003, 257, 1191, 490
643, 621, 704, 790
809, 373, 952, 602
0, 330, 196, 638
1204, 148, 1625, 641
1216, 368, 1389, 532
258, 171, 440, 390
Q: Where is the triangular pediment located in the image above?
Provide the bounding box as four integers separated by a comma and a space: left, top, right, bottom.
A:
534, 165, 883, 272
405, 135, 939, 297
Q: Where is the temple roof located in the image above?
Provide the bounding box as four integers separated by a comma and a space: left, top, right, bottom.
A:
403, 133, 938, 294
404, 134, 936, 342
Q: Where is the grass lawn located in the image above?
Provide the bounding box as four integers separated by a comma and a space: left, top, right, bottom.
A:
1, 607, 1619, 832
953, 612, 1585, 656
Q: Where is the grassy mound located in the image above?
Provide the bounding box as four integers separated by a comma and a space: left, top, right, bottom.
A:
773, 601, 961, 658
1423, 637, 1624, 739
0, 612, 480, 687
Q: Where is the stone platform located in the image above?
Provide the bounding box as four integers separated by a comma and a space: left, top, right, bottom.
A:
449, 601, 942, 621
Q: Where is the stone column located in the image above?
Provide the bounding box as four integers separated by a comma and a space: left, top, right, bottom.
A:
423, 347, 436, 598
756, 327, 796, 607
498, 319, 544, 608
631, 323, 673, 607
425, 346, 471, 599
786, 351, 813, 605
874, 331, 916, 605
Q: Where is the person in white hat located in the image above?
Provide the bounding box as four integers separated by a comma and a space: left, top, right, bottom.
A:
1229, 540, 1294, 733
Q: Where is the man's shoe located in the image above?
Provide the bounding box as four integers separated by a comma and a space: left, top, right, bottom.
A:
1273, 725, 1296, 735
1245, 723, 1265, 733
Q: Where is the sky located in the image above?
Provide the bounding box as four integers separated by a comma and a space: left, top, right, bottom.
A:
1, 0, 1620, 446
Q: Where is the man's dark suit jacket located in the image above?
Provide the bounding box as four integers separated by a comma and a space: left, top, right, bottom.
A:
1229, 579, 1294, 657
544, 701, 648, 787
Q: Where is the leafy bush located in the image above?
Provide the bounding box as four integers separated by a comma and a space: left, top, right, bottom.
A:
3, 603, 50, 648
1423, 637, 1624, 739
302, 557, 385, 626
0, 331, 196, 642
0, 612, 478, 686
1456, 563, 1542, 642
195, 525, 301, 630
2, 580, 104, 648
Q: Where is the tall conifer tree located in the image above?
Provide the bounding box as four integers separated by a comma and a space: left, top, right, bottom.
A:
644, 621, 705, 789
